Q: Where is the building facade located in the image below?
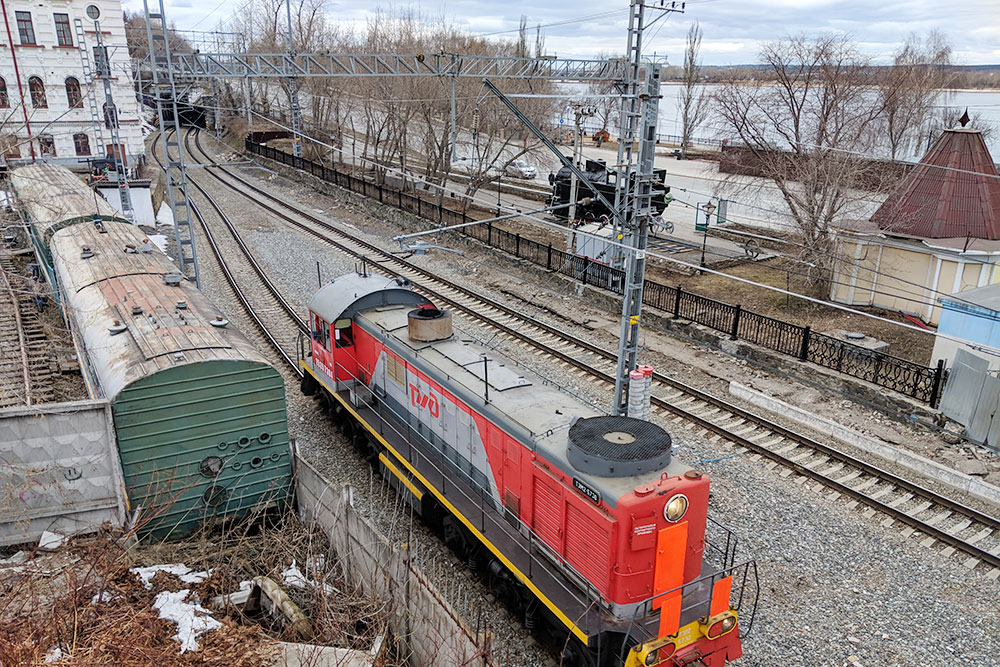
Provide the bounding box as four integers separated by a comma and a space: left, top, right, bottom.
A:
829, 125, 1000, 326
1, 0, 142, 166
931, 284, 1000, 370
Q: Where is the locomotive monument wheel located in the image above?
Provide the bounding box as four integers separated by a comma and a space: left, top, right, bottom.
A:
568, 416, 672, 478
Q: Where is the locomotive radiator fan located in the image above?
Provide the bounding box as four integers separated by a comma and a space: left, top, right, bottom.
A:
567, 416, 672, 477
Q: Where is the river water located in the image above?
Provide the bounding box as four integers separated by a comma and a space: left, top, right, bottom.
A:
562, 84, 1000, 162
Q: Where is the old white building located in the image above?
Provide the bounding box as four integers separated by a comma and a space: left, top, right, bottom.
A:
1, 0, 142, 166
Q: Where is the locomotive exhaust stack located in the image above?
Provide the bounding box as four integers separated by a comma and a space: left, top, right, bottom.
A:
407, 307, 453, 342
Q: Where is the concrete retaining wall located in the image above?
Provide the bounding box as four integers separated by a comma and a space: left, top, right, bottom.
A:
295, 453, 492, 666
0, 400, 125, 546
729, 381, 1000, 509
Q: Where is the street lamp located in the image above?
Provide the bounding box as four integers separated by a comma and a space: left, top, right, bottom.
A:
699, 200, 716, 274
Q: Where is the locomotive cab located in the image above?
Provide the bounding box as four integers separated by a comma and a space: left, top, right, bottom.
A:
302, 273, 431, 392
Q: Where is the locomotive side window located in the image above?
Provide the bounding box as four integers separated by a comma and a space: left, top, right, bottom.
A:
334, 318, 354, 348
313, 314, 330, 350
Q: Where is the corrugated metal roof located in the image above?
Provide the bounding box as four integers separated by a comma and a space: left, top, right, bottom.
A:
11, 163, 125, 241
871, 128, 1000, 239
52, 221, 270, 398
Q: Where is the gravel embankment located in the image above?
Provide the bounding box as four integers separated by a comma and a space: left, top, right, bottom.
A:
188, 134, 1000, 666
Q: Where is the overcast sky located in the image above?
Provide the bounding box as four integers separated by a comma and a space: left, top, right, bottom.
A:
124, 0, 1000, 66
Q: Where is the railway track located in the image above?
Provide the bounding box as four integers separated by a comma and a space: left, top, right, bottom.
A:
151, 131, 306, 373
186, 129, 1000, 577
0, 251, 54, 407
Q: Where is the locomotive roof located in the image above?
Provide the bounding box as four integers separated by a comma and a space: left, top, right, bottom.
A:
51, 221, 270, 399
11, 163, 126, 243
356, 306, 694, 504
309, 272, 430, 323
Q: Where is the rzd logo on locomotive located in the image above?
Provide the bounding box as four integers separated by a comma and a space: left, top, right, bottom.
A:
409, 385, 440, 418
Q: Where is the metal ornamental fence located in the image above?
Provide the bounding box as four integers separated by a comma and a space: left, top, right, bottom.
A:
246, 139, 946, 406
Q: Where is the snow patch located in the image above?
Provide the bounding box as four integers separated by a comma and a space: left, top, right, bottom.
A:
147, 233, 169, 254
152, 589, 221, 653
282, 559, 339, 595
90, 590, 120, 605
156, 202, 175, 227
130, 564, 212, 590
44, 647, 62, 662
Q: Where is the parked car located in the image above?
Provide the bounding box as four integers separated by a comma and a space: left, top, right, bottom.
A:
504, 159, 537, 180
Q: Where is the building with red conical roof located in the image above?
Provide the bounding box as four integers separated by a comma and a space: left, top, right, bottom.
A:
830, 121, 1000, 326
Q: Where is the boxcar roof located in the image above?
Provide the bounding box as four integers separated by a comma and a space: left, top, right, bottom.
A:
51, 221, 271, 399
11, 163, 125, 241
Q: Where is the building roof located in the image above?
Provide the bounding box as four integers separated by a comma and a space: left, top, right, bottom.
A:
51, 221, 271, 399
939, 281, 1000, 314
871, 127, 1000, 240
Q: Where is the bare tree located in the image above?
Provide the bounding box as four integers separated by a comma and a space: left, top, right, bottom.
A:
714, 35, 885, 293
876, 30, 955, 160
679, 22, 708, 158
935, 107, 996, 141
587, 51, 620, 140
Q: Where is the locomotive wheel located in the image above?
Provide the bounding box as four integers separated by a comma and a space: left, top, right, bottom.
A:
560, 635, 599, 667
300, 372, 318, 396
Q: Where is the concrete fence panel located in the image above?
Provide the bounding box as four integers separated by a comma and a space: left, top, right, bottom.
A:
295, 453, 492, 666
0, 400, 125, 546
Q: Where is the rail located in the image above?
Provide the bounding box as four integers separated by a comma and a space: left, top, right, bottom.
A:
245, 138, 947, 407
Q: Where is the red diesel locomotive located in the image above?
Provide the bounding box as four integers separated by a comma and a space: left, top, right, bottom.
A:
298, 272, 756, 666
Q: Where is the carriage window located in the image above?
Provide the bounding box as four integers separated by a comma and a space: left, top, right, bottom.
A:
334, 318, 354, 348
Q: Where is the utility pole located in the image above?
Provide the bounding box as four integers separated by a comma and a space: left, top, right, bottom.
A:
286, 0, 303, 159
566, 102, 595, 257
567, 103, 596, 223
143, 0, 201, 286
449, 54, 458, 164
609, 0, 684, 417
92, 19, 133, 222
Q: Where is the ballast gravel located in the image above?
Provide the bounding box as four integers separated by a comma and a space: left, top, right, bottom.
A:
184, 135, 1000, 666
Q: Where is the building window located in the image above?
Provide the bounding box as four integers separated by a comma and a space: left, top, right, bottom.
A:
106, 143, 126, 166
39, 135, 55, 157
65, 77, 82, 108
28, 77, 46, 108
0, 78, 8, 108
15, 11, 35, 45
73, 133, 91, 156
54, 13, 73, 47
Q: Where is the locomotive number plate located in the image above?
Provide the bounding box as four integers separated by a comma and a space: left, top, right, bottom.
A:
572, 477, 601, 505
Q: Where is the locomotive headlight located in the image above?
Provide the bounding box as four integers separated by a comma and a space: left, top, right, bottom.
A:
664, 494, 688, 522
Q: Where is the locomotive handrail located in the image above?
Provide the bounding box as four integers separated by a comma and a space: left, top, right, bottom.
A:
334, 363, 611, 613
618, 558, 760, 663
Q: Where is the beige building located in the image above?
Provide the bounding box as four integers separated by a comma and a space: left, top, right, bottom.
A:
830, 123, 1000, 326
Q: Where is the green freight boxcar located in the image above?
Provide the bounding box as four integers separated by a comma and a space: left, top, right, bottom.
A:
13, 164, 292, 538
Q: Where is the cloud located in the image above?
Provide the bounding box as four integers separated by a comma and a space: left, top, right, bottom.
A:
123, 0, 998, 66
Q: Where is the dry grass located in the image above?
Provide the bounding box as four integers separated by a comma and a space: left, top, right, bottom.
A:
651, 257, 935, 363
0, 508, 396, 666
